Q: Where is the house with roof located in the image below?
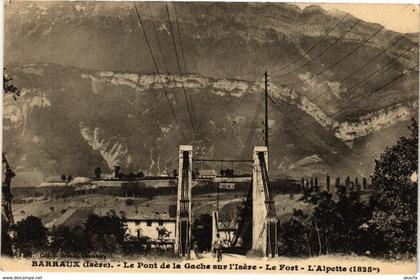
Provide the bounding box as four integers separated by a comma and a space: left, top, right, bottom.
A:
125, 205, 177, 243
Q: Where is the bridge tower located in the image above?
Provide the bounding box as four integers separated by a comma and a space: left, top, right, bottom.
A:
211, 210, 219, 248
252, 146, 278, 257
174, 145, 193, 257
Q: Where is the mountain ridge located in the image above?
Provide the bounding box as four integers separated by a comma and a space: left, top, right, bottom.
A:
4, 63, 417, 185
3, 2, 418, 186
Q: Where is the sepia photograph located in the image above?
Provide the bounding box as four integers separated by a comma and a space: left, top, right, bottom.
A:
1, 0, 419, 275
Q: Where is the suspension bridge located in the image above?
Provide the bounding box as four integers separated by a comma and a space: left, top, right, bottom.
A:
174, 145, 278, 258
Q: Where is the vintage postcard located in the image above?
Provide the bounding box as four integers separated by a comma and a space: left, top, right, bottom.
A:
1, 0, 418, 275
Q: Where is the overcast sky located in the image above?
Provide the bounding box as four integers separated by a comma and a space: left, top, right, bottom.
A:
295, 3, 419, 33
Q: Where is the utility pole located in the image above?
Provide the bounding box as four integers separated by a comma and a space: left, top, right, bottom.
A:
264, 71, 269, 149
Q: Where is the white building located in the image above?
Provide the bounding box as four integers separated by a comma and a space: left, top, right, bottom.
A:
125, 212, 176, 241
198, 169, 218, 179
219, 182, 236, 190
39, 181, 68, 187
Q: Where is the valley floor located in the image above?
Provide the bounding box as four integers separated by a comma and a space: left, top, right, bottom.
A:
12, 192, 311, 227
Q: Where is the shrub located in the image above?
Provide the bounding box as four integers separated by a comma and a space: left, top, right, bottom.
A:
1, 220, 13, 256
84, 213, 127, 254
15, 216, 48, 257
50, 225, 89, 255
125, 199, 134, 206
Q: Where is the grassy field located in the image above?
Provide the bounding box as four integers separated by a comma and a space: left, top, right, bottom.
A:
12, 190, 311, 228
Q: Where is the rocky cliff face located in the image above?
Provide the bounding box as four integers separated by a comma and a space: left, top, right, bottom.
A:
3, 2, 418, 185
79, 124, 133, 170
335, 101, 418, 142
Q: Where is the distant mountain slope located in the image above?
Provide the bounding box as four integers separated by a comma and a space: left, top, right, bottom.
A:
3, 2, 418, 185
4, 63, 417, 185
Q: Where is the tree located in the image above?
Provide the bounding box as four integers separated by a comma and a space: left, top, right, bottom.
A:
354, 177, 361, 191
50, 225, 89, 256
156, 226, 171, 240
311, 192, 336, 255
362, 177, 368, 190
1, 220, 13, 256
125, 199, 134, 206
331, 185, 371, 255
290, 173, 373, 257
94, 167, 102, 179
368, 118, 418, 256
228, 168, 235, 177
2, 71, 19, 256
2, 153, 16, 255
122, 182, 145, 197
114, 166, 121, 179
326, 176, 331, 192
84, 212, 127, 254
279, 209, 313, 257
15, 216, 48, 257
345, 176, 351, 188
2, 155, 15, 221
3, 69, 20, 100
